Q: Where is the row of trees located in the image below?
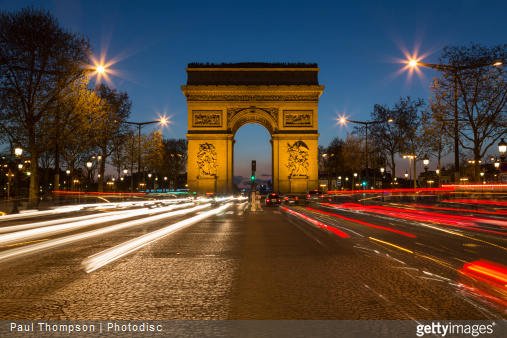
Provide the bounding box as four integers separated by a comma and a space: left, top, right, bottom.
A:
320, 43, 507, 186
0, 7, 187, 208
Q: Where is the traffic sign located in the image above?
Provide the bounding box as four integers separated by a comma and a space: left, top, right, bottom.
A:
500, 162, 507, 172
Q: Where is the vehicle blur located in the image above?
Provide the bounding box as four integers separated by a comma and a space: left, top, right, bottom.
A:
283, 194, 300, 205
305, 190, 324, 204
265, 193, 281, 207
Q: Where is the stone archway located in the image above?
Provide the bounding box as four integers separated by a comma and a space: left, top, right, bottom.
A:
182, 63, 324, 194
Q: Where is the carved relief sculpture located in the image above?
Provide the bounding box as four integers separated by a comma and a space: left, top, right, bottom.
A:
197, 143, 218, 177
192, 110, 222, 127
286, 141, 310, 177
283, 110, 313, 127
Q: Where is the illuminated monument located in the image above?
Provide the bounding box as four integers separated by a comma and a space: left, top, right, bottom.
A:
182, 63, 324, 194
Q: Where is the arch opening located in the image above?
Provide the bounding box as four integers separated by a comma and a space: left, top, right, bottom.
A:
233, 123, 272, 192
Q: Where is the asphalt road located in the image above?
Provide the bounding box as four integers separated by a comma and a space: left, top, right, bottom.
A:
0, 199, 506, 320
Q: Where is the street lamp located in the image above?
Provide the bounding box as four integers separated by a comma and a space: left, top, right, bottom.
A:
340, 118, 392, 189
403, 155, 416, 189
86, 159, 93, 190
148, 173, 152, 193
124, 118, 168, 191
353, 172, 357, 190
11, 146, 23, 214
499, 138, 507, 162
123, 168, 128, 193
164, 176, 167, 192
404, 171, 409, 188
423, 154, 429, 188
66, 168, 71, 191
409, 59, 503, 184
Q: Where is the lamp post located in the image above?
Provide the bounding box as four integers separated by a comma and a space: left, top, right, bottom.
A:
148, 173, 152, 193
409, 59, 502, 184
164, 176, 167, 192
123, 168, 128, 193
436, 168, 440, 187
404, 171, 409, 188
93, 155, 102, 189
322, 153, 331, 189
353, 172, 357, 191
423, 154, 429, 188
499, 138, 507, 162
11, 146, 23, 214
340, 118, 392, 189
379, 167, 385, 190
403, 155, 416, 189
124, 118, 167, 193
66, 168, 71, 192
86, 159, 93, 191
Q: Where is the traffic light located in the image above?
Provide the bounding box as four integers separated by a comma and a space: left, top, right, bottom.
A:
251, 171, 255, 181
252, 160, 256, 172
362, 181, 366, 186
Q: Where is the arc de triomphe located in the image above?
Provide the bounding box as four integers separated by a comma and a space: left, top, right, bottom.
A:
182, 63, 324, 194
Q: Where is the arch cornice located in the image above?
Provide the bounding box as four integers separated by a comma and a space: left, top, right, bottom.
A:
181, 85, 324, 102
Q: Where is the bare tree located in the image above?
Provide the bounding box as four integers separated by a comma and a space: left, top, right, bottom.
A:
0, 7, 91, 208
93, 83, 132, 192
430, 43, 507, 181
161, 138, 187, 191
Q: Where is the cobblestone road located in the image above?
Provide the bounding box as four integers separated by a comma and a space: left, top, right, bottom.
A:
0, 201, 505, 320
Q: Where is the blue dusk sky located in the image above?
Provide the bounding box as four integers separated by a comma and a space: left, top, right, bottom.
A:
2, 0, 506, 186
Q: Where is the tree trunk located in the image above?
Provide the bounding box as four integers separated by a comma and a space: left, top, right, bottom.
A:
54, 142, 60, 192
27, 135, 39, 209
98, 148, 106, 192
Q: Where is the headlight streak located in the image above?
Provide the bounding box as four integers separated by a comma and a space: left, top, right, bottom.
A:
0, 202, 195, 237
82, 203, 231, 273
280, 207, 350, 238
0, 203, 212, 264
0, 203, 195, 246
0, 211, 130, 234
0, 199, 194, 222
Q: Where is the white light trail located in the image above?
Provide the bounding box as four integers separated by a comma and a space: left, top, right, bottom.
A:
0, 203, 193, 235
0, 203, 196, 246
0, 199, 193, 222
82, 203, 231, 273
0, 204, 212, 264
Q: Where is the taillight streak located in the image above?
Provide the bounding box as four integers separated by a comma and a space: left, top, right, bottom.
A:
281, 207, 349, 238
322, 203, 507, 236
306, 207, 416, 238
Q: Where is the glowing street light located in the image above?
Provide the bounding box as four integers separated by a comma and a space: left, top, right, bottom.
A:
423, 154, 429, 188
499, 138, 507, 162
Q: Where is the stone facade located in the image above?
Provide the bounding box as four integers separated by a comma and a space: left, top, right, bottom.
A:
182, 63, 324, 194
